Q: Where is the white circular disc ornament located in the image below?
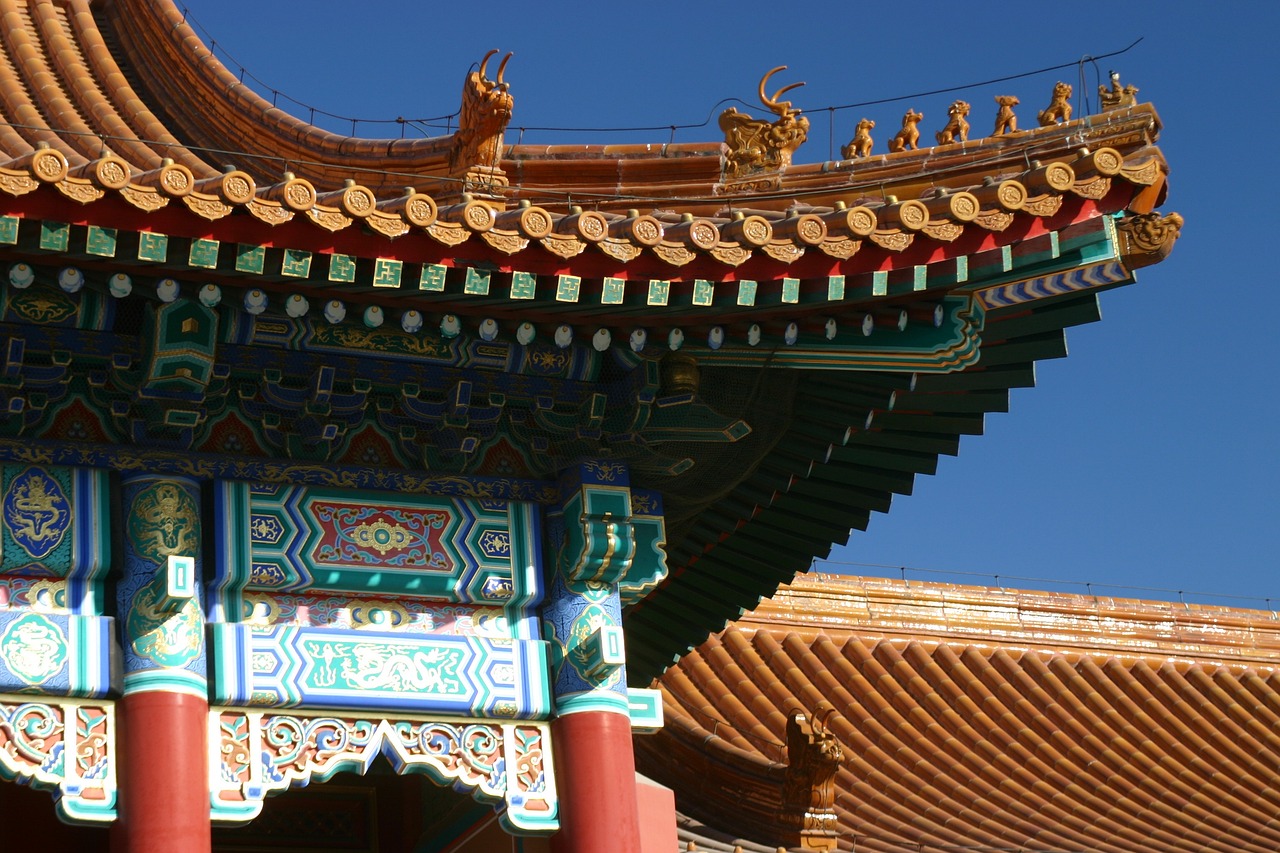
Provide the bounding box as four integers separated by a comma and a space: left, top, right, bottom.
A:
108, 273, 132, 298
708, 327, 725, 350
244, 289, 268, 315
199, 284, 222, 307
58, 267, 84, 293
401, 310, 423, 333
747, 324, 762, 347
8, 263, 33, 289
629, 329, 647, 352
155, 277, 179, 303
440, 314, 461, 338
554, 325, 573, 349
479, 318, 499, 341
285, 294, 309, 318
324, 300, 347, 325
592, 328, 612, 351
784, 322, 799, 345
363, 305, 384, 328
668, 328, 684, 351
824, 318, 838, 340
516, 322, 537, 346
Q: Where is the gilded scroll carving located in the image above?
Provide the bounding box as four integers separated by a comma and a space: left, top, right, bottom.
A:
210, 710, 557, 833
720, 67, 810, 179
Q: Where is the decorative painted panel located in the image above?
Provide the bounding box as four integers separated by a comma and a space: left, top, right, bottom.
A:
0, 610, 111, 697
211, 624, 550, 719
118, 476, 207, 698
210, 709, 557, 835
0, 695, 116, 823
0, 465, 110, 615
214, 481, 524, 604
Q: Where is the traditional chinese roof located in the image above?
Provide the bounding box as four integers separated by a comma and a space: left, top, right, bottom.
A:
642, 574, 1280, 852
0, 0, 1182, 677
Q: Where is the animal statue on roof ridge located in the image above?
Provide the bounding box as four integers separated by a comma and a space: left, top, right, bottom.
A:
450, 50, 514, 191
992, 95, 1020, 135
887, 109, 923, 152
841, 118, 875, 159
1037, 81, 1073, 126
935, 100, 971, 145
1099, 70, 1139, 111
719, 66, 810, 179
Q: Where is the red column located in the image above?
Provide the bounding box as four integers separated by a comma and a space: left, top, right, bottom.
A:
550, 710, 641, 853
115, 691, 211, 853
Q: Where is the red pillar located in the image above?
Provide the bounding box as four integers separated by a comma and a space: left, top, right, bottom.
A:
550, 710, 641, 853
115, 691, 211, 853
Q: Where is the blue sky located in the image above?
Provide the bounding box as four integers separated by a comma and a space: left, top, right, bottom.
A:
178, 2, 1278, 607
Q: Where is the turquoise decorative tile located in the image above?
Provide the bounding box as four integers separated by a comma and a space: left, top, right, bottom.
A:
510, 271, 537, 300
137, 231, 168, 262
373, 258, 403, 288
781, 277, 799, 304
647, 280, 669, 306
737, 280, 757, 306
556, 275, 581, 303
692, 279, 713, 307
188, 238, 220, 269
464, 267, 490, 295
328, 254, 356, 283
602, 277, 625, 305
86, 226, 117, 258
827, 275, 845, 301
872, 270, 888, 297
281, 248, 312, 278
419, 264, 447, 292
0, 216, 18, 245
235, 244, 265, 275
39, 221, 69, 252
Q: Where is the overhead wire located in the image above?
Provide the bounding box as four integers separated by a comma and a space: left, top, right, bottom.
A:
176, 4, 1143, 140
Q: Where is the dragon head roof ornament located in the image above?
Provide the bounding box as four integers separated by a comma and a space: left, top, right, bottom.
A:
719, 66, 811, 183
449, 49, 514, 196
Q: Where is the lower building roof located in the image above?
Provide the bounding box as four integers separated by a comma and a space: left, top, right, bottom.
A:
642, 574, 1280, 852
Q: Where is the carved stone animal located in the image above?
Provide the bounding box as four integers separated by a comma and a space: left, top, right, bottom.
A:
887, 109, 923, 152
934, 100, 971, 145
841, 118, 875, 159
1037, 82, 1073, 126
992, 95, 1019, 135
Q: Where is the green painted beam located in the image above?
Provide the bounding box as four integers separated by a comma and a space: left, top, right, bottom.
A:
974, 333, 1068, 367
911, 364, 1036, 392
